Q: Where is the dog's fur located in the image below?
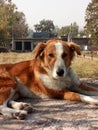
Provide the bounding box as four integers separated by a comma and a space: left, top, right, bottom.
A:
0, 39, 98, 119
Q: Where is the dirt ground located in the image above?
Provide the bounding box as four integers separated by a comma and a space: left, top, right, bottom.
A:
0, 78, 98, 130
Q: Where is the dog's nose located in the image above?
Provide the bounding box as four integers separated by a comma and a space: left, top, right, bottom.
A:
56, 68, 64, 77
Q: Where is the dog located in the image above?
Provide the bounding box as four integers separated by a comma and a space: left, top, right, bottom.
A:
0, 39, 98, 119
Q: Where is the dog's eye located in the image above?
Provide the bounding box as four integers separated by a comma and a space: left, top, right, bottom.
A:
48, 53, 54, 58
62, 53, 67, 58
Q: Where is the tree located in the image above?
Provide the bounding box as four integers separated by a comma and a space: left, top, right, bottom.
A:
0, 0, 17, 41
71, 22, 79, 37
85, 0, 98, 45
58, 26, 70, 36
78, 29, 85, 37
58, 22, 79, 37
12, 12, 28, 38
7, 1, 28, 38
0, 0, 28, 45
34, 19, 55, 33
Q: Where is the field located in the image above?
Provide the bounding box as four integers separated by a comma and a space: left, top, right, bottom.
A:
72, 55, 98, 78
0, 52, 98, 78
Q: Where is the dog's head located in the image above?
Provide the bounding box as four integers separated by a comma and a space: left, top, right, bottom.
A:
33, 39, 81, 79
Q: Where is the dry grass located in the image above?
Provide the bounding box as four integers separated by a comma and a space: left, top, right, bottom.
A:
0, 52, 98, 78
0, 52, 33, 64
72, 56, 98, 78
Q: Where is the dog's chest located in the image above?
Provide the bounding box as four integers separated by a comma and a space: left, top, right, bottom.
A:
39, 74, 72, 91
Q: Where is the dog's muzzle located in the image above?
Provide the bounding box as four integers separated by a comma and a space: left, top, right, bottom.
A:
52, 58, 67, 79
53, 66, 67, 79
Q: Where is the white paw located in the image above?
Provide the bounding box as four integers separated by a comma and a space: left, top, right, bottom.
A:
12, 110, 27, 120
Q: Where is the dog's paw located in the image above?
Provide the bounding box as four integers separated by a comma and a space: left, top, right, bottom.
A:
22, 103, 33, 113
10, 101, 33, 113
12, 110, 27, 120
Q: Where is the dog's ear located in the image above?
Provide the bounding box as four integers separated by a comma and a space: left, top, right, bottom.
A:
68, 42, 81, 55
32, 42, 46, 58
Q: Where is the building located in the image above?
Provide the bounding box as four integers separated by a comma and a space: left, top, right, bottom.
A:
12, 38, 49, 52
11, 37, 90, 52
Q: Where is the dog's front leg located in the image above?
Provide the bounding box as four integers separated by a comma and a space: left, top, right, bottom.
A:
8, 101, 33, 113
63, 91, 81, 101
0, 90, 28, 120
0, 105, 27, 119
0, 89, 32, 120
63, 91, 98, 104
68, 68, 98, 96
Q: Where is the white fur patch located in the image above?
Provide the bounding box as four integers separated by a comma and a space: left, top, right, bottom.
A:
80, 95, 98, 104
53, 42, 67, 78
40, 68, 80, 91
39, 73, 71, 91
55, 42, 63, 57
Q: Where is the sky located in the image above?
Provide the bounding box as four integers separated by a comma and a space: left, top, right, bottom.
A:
12, 0, 91, 30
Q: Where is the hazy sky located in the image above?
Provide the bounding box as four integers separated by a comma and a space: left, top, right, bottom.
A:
12, 0, 91, 30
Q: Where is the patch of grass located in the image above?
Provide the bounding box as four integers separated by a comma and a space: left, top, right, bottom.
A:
82, 51, 98, 58
0, 52, 33, 64
72, 56, 98, 78
0, 52, 98, 78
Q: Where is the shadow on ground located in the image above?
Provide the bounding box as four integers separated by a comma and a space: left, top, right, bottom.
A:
0, 78, 98, 130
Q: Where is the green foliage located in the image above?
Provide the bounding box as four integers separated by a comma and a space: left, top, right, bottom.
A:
85, 0, 98, 45
0, 0, 28, 45
58, 22, 79, 37
58, 26, 70, 36
0, 0, 16, 39
12, 12, 28, 38
78, 30, 85, 37
34, 19, 55, 33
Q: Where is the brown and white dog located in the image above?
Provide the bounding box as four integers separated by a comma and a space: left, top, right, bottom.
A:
0, 39, 98, 119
